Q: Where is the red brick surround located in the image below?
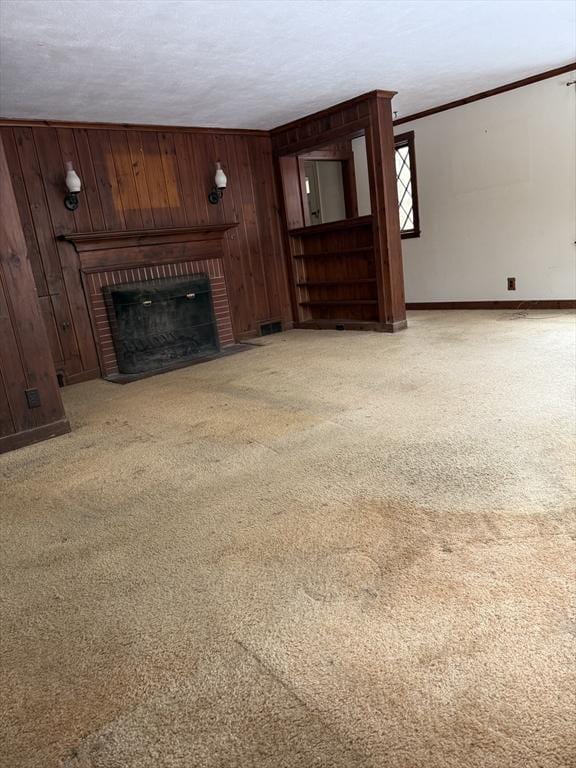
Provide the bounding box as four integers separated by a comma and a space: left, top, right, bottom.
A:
86, 258, 234, 377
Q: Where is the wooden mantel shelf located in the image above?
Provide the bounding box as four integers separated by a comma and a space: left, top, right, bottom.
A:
60, 223, 238, 253
62, 223, 239, 273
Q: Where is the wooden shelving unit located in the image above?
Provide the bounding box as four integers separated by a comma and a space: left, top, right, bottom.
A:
300, 299, 378, 306
272, 90, 407, 333
286, 215, 379, 325
293, 247, 373, 259
297, 278, 376, 287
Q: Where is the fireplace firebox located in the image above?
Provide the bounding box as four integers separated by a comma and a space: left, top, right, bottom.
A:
104, 275, 219, 375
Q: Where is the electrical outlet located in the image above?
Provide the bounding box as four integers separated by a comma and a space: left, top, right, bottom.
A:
25, 388, 41, 408
507, 277, 516, 291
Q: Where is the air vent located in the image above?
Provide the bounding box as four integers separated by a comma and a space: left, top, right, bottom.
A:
260, 321, 283, 336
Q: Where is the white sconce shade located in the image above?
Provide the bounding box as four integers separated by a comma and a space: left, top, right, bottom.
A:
65, 161, 81, 193
214, 162, 227, 190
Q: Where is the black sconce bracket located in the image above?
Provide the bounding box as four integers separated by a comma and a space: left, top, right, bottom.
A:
64, 192, 80, 211
208, 187, 224, 205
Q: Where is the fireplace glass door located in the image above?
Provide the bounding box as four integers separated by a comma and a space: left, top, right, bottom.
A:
104, 275, 219, 375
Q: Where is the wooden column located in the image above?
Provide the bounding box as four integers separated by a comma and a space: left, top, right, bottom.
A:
366, 92, 407, 330
0, 135, 70, 454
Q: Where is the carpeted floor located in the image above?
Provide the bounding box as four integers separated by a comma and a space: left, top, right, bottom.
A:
1, 310, 575, 768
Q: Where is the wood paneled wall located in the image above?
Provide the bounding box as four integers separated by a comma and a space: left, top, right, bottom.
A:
0, 123, 291, 384
0, 135, 70, 453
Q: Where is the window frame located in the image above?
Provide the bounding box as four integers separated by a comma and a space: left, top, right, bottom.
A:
394, 130, 421, 240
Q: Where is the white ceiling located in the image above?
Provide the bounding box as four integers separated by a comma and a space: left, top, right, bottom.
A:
0, 0, 574, 129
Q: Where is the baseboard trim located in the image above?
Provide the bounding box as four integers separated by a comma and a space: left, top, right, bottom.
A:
64, 368, 101, 386
384, 319, 409, 332
295, 319, 408, 332
0, 418, 71, 455
406, 300, 576, 310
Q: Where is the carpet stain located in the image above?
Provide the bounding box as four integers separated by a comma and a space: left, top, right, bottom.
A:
301, 550, 382, 602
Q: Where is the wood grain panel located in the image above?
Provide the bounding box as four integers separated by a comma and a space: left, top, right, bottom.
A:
366, 94, 406, 327
89, 130, 127, 231
74, 128, 106, 231
0, 134, 69, 452
0, 128, 48, 296
107, 130, 145, 230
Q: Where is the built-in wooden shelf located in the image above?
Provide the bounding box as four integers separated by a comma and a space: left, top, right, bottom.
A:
293, 247, 372, 259
288, 215, 372, 237
300, 299, 378, 307
296, 319, 386, 331
297, 278, 376, 287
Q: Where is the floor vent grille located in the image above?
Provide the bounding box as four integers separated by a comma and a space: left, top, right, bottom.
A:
260, 321, 283, 336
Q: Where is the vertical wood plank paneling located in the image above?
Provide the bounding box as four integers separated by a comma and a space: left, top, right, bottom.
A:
248, 135, 291, 322
0, 268, 35, 433
0, 133, 69, 451
0, 362, 16, 436
13, 127, 64, 294
5, 122, 293, 384
186, 132, 211, 225
172, 132, 202, 226
33, 127, 87, 375
74, 128, 106, 230
237, 135, 269, 322
126, 133, 155, 229
220, 134, 250, 335
57, 128, 93, 233
140, 131, 173, 227
108, 131, 144, 230
38, 294, 64, 367
1, 128, 48, 296
158, 132, 187, 226
89, 130, 127, 231
14, 127, 83, 376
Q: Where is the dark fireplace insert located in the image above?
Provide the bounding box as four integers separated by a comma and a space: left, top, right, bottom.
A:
104, 275, 219, 375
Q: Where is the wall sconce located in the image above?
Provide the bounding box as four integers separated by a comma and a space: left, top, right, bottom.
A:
64, 161, 82, 211
208, 162, 227, 204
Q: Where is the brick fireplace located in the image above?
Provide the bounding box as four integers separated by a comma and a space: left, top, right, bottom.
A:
63, 225, 237, 379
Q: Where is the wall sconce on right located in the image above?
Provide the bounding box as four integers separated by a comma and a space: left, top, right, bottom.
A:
208, 162, 227, 204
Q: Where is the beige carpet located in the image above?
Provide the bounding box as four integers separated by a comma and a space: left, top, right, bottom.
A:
1, 310, 575, 768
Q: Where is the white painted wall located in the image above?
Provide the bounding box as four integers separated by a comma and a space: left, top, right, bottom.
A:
396, 73, 576, 302
316, 161, 347, 223
352, 135, 371, 217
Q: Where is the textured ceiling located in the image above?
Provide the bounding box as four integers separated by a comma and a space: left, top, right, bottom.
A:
0, 0, 574, 129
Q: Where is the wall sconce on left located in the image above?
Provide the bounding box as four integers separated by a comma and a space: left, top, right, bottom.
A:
64, 161, 82, 210
208, 162, 227, 204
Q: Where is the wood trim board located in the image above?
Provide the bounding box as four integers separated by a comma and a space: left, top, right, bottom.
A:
0, 117, 269, 136
394, 62, 576, 126
0, 419, 70, 454
406, 300, 576, 310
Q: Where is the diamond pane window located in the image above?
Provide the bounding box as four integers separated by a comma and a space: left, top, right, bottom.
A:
394, 131, 420, 238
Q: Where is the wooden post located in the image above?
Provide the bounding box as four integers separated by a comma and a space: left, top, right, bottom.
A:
365, 91, 407, 331
0, 134, 70, 453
